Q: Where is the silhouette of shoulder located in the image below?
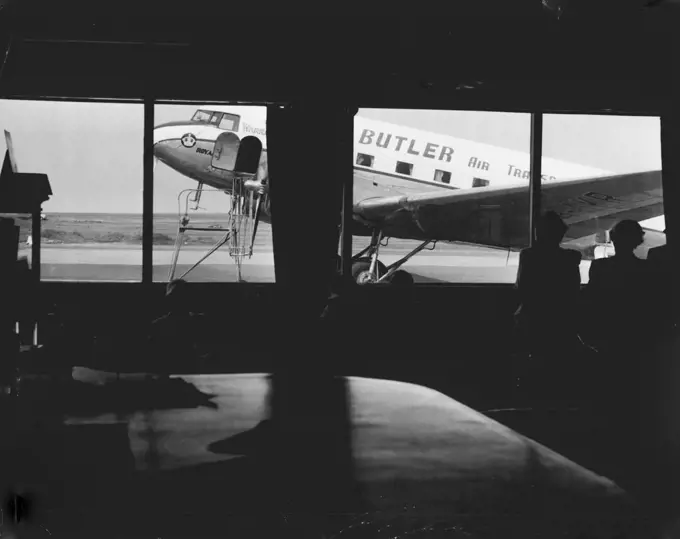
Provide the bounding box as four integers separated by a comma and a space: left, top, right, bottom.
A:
589, 255, 648, 283
648, 244, 670, 263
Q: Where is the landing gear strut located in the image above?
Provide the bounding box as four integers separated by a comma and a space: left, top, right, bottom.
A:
351, 229, 436, 285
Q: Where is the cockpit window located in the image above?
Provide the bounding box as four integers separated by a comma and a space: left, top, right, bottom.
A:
192, 110, 213, 123
219, 113, 240, 132
191, 110, 241, 131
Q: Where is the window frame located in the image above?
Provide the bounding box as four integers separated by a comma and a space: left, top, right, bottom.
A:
192, 109, 214, 123
2, 96, 662, 287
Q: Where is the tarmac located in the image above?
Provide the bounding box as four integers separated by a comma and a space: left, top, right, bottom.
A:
19, 242, 593, 283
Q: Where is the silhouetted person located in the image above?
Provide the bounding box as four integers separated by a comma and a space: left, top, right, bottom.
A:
633, 230, 680, 530
586, 220, 650, 345
584, 220, 659, 517
647, 228, 668, 261
647, 230, 675, 329
647, 233, 670, 266
514, 211, 582, 359
584, 219, 650, 377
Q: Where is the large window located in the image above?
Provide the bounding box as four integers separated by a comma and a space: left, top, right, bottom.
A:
541, 114, 663, 283
153, 104, 272, 283
0, 99, 143, 282
353, 109, 532, 284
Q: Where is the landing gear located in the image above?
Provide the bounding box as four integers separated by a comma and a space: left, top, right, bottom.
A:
351, 229, 436, 285
351, 257, 387, 285
168, 188, 231, 282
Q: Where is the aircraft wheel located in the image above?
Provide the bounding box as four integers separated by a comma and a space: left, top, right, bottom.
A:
351, 258, 386, 285
390, 269, 414, 286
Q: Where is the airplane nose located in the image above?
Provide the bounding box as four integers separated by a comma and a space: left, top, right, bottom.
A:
153, 124, 172, 146
153, 123, 185, 162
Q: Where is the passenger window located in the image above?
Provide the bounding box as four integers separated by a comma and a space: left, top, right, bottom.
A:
472, 178, 490, 188
434, 170, 451, 184
356, 153, 374, 167
396, 161, 413, 176
209, 113, 221, 125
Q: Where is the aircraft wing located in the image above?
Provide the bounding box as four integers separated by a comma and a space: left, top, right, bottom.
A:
353, 170, 663, 249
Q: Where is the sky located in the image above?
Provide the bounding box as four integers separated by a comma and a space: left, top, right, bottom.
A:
0, 100, 662, 215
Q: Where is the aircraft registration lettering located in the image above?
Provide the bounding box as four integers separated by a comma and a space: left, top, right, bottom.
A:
243, 123, 266, 136
558, 198, 593, 217
358, 129, 454, 163
507, 164, 556, 182
583, 191, 616, 202
468, 157, 490, 171
423, 143, 439, 159
558, 192, 626, 217
394, 136, 408, 152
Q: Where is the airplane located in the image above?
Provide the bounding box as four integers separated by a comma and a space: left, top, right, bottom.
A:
153, 107, 664, 284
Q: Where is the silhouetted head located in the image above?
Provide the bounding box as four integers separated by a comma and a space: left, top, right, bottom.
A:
610, 220, 644, 254
535, 211, 568, 246
166, 279, 190, 312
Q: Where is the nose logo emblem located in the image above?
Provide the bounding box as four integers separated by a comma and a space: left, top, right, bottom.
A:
181, 133, 197, 148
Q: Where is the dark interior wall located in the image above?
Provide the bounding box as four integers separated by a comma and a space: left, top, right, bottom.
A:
0, 15, 675, 112
32, 283, 521, 343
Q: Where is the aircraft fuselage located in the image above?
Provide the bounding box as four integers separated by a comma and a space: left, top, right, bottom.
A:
153, 121, 247, 191
153, 108, 664, 249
